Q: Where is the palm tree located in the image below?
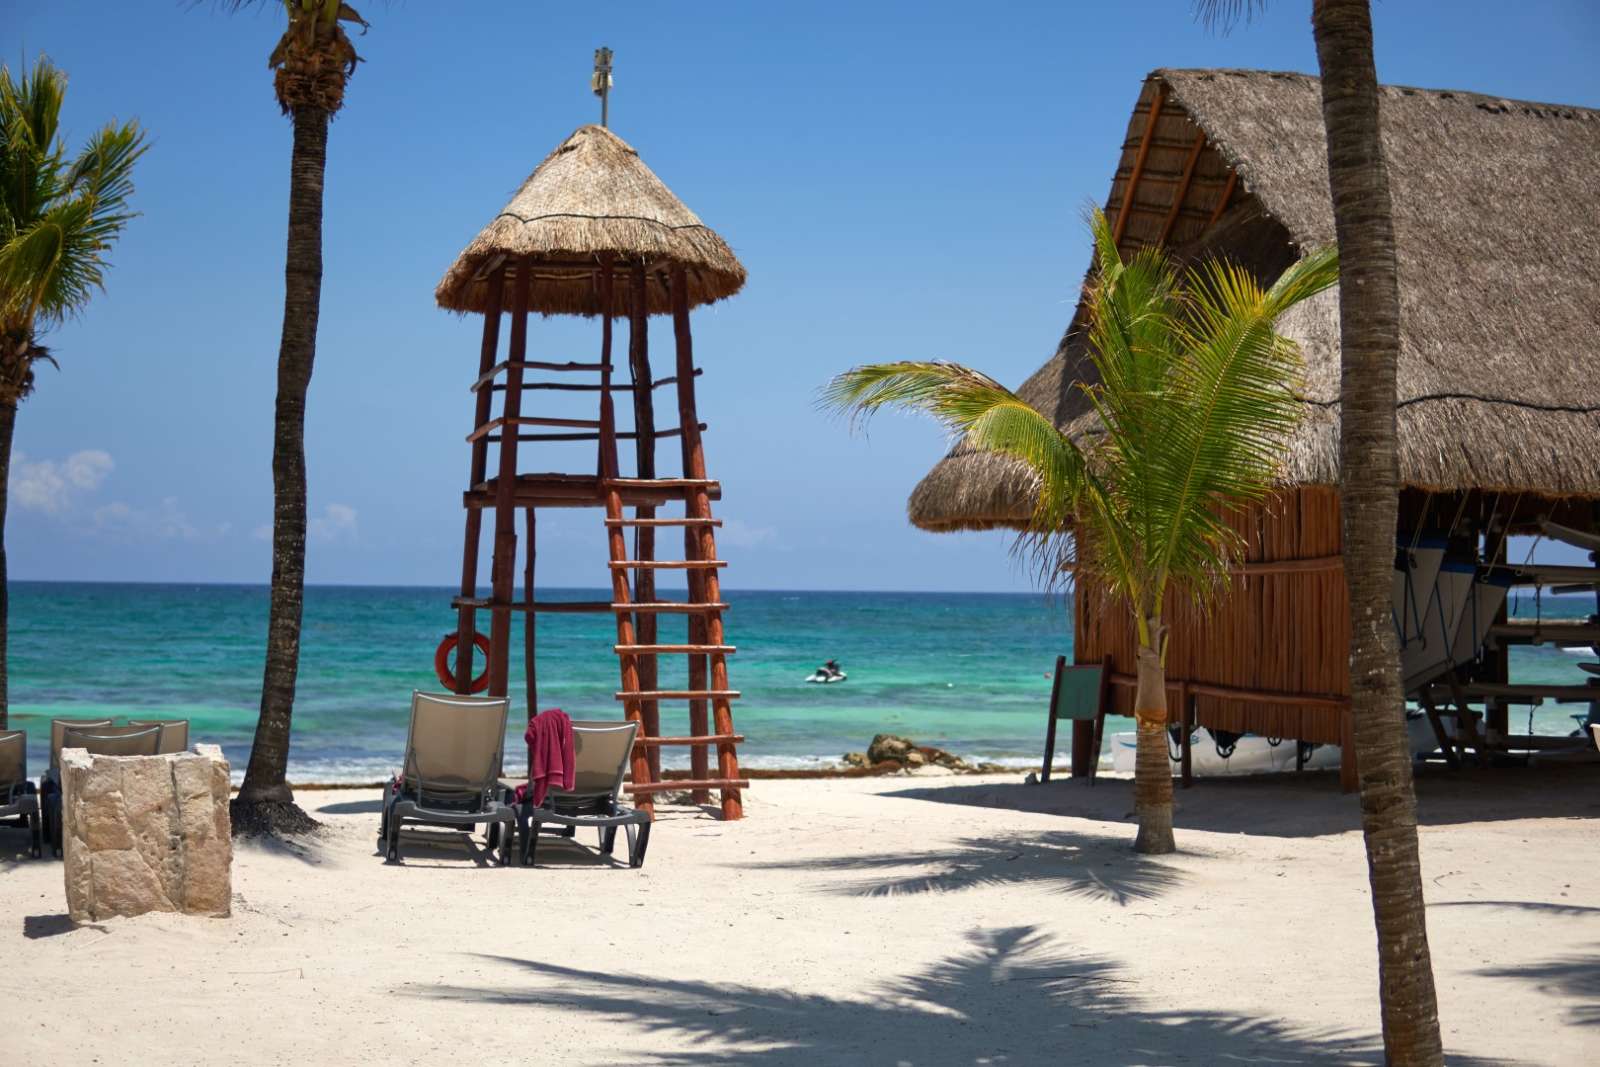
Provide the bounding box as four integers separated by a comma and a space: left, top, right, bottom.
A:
1199, 2, 1447, 1059
230, 0, 366, 835
824, 211, 1336, 854
1312, 4, 1444, 1062
0, 57, 145, 731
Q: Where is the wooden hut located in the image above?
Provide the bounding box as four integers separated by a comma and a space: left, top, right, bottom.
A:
435, 123, 749, 819
908, 69, 1600, 789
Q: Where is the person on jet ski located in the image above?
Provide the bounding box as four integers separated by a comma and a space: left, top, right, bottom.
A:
820, 659, 842, 680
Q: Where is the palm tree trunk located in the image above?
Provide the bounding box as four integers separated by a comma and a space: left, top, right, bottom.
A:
1313, 2, 1443, 1063
235, 105, 329, 825
0, 396, 13, 731
1132, 616, 1174, 854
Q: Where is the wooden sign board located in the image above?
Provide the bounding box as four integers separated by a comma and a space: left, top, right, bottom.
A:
1040, 655, 1109, 784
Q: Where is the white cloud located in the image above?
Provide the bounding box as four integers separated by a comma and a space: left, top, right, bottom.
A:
716, 518, 776, 549
93, 496, 202, 541
13, 450, 114, 515
310, 503, 358, 543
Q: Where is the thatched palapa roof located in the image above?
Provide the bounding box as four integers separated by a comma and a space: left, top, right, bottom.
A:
436, 124, 745, 317
910, 68, 1600, 531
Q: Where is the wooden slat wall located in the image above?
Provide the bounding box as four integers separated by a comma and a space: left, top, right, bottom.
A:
1075, 487, 1350, 743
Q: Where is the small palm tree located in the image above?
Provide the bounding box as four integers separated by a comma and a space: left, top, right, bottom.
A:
0, 57, 145, 730
229, 0, 365, 836
824, 210, 1336, 853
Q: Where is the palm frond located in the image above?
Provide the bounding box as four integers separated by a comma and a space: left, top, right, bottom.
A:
0, 55, 144, 379
820, 359, 1143, 601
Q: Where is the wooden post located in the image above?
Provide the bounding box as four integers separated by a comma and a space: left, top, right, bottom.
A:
487, 259, 530, 697
1180, 686, 1194, 788
523, 505, 537, 776
671, 263, 742, 820
1339, 702, 1359, 793
1069, 719, 1095, 778
454, 264, 505, 692
627, 262, 661, 778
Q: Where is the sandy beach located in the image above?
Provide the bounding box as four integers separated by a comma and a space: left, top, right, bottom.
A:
3, 766, 1596, 1065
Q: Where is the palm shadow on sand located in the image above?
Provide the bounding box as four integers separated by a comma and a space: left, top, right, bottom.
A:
739, 829, 1185, 904
1476, 944, 1600, 1028
410, 925, 1505, 1066
883, 762, 1600, 840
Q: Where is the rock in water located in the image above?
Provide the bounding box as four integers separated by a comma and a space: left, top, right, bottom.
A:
853, 734, 1006, 775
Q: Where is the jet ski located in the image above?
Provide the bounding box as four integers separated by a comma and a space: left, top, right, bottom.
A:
806, 666, 847, 684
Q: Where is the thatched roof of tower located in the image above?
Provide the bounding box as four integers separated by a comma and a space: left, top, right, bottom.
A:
435, 124, 745, 317
909, 68, 1600, 532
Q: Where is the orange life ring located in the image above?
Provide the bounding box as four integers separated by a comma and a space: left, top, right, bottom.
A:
434, 632, 491, 694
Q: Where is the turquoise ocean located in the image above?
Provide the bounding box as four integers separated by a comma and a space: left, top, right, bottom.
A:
7, 582, 1595, 783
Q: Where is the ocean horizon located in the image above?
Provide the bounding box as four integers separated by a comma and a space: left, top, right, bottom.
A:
7, 580, 1593, 783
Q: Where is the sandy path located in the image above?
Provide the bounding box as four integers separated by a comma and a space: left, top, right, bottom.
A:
2, 767, 1596, 1065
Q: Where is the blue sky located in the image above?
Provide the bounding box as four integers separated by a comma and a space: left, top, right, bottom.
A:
8, 1, 1598, 591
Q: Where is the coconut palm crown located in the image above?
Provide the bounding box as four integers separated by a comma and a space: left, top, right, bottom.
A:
0, 56, 145, 730
823, 209, 1337, 853
0, 57, 145, 405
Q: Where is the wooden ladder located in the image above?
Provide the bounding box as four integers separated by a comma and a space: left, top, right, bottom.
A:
603, 477, 747, 819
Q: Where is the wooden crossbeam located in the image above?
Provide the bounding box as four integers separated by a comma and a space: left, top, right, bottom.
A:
452, 597, 610, 614
1156, 129, 1208, 247
626, 778, 750, 795
470, 359, 605, 391
636, 734, 746, 747
1207, 170, 1239, 228
614, 601, 730, 613
614, 643, 736, 654
609, 560, 727, 570
605, 517, 722, 528
1112, 82, 1167, 248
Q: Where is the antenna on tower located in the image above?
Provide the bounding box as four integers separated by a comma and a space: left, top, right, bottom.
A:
592, 47, 614, 127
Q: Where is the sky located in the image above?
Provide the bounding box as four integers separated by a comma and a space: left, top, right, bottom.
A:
6, 0, 1599, 592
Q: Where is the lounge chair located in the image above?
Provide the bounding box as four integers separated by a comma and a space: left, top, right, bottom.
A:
382, 692, 516, 866
513, 720, 652, 869
38, 718, 112, 859
45, 725, 162, 857
129, 719, 190, 754
0, 730, 42, 858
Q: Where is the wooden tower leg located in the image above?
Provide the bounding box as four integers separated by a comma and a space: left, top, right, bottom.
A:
597, 257, 654, 816
627, 263, 661, 780
671, 264, 742, 820
523, 505, 538, 776
488, 258, 531, 697
454, 264, 505, 693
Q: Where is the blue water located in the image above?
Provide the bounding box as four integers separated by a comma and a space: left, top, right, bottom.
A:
6, 583, 1593, 782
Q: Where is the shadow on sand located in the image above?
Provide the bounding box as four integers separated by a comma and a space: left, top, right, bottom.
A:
22, 913, 104, 939
883, 763, 1600, 839
1477, 944, 1600, 1028
408, 925, 1503, 1066
740, 829, 1184, 905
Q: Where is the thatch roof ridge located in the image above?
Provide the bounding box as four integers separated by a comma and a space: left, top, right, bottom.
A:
908, 68, 1600, 531
436, 124, 746, 317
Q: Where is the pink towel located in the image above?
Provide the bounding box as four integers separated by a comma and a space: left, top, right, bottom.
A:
516, 708, 574, 806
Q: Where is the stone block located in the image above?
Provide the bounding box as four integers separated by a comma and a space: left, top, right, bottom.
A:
61, 745, 232, 922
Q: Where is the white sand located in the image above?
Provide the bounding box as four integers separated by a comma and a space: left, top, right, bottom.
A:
3, 766, 1597, 1065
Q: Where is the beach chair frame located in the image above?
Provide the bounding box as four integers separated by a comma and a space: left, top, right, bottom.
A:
1039, 656, 1110, 784
513, 720, 652, 869
38, 719, 127, 857
382, 691, 516, 867
0, 730, 42, 859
